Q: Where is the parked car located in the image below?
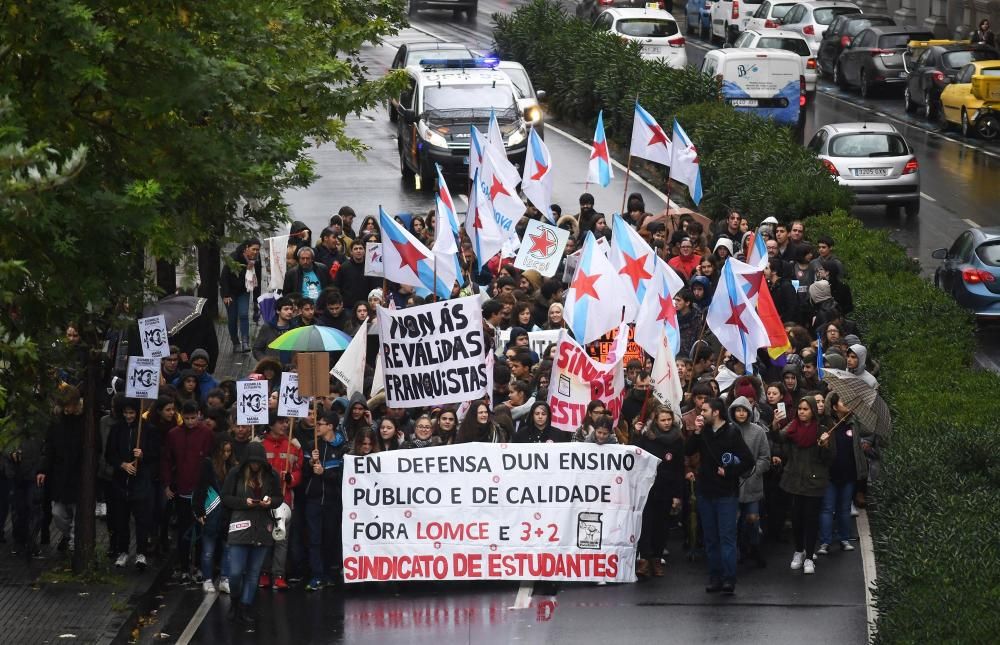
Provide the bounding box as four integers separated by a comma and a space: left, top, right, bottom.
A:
710, 0, 764, 45
939, 60, 1000, 138
685, 0, 714, 39
833, 26, 934, 98
497, 60, 547, 138
732, 28, 818, 93
593, 8, 688, 68
932, 227, 1000, 319
903, 42, 1000, 120
577, 0, 669, 22
816, 13, 894, 77
702, 48, 805, 133
389, 42, 476, 122
779, 1, 861, 55
807, 122, 920, 216
407, 0, 477, 19
745, 0, 798, 32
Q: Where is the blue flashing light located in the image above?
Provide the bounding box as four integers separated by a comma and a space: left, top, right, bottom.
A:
419, 57, 500, 70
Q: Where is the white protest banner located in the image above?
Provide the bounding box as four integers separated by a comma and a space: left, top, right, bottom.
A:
547, 331, 626, 432
277, 372, 310, 418
125, 356, 161, 400
513, 219, 569, 278
137, 315, 169, 358
342, 443, 659, 584
236, 379, 269, 425
377, 295, 488, 408
331, 321, 368, 398
494, 329, 561, 359
266, 235, 289, 293
364, 242, 384, 278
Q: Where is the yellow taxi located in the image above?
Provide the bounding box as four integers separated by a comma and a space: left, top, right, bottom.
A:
939, 59, 1000, 139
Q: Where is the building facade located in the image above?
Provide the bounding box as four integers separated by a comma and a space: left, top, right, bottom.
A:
859, 0, 999, 40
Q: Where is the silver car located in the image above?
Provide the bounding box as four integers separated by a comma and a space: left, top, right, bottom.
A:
807, 122, 921, 216
778, 0, 861, 55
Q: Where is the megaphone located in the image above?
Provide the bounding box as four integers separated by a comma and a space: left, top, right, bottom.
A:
271, 502, 291, 541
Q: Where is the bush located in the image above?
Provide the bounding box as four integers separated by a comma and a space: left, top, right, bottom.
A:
492, 0, 853, 220
807, 211, 1000, 644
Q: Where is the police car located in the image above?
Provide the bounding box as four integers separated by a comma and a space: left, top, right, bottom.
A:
395, 58, 528, 188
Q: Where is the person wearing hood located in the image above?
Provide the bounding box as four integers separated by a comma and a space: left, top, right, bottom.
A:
690, 275, 713, 311
729, 397, 771, 568
847, 344, 878, 389
780, 364, 804, 404
252, 296, 298, 363
634, 405, 686, 578
222, 442, 281, 628
219, 239, 262, 353
712, 237, 733, 264
302, 411, 349, 590
817, 392, 871, 556
807, 280, 841, 335
289, 220, 312, 250
171, 349, 218, 403
105, 397, 158, 570
283, 246, 329, 302
338, 392, 374, 441
513, 402, 566, 443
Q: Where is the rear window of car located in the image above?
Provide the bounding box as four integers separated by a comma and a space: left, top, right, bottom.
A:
982, 67, 1000, 76
942, 50, 999, 68
879, 33, 933, 49
758, 37, 812, 56
406, 48, 473, 66
616, 18, 679, 37
814, 7, 861, 25
829, 133, 909, 157
976, 242, 1000, 266
845, 17, 893, 36
773, 4, 796, 18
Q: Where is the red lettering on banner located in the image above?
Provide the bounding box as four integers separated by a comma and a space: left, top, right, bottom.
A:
417, 521, 489, 541
549, 398, 586, 427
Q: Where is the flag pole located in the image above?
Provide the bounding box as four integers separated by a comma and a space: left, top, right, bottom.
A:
620, 153, 633, 216
283, 417, 295, 498
432, 255, 438, 303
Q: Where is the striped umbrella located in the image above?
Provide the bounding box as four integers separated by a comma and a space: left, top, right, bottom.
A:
266, 325, 352, 352
822, 368, 892, 439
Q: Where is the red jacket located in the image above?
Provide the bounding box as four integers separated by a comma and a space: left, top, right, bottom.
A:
160, 423, 214, 496
261, 433, 303, 506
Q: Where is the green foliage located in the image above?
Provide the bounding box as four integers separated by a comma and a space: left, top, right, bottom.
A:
493, 0, 852, 219
807, 211, 1000, 643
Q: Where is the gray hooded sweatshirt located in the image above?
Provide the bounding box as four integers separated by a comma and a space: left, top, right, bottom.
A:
849, 344, 879, 389
729, 396, 771, 503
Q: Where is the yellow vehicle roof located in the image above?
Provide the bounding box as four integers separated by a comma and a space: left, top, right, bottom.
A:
969, 60, 1000, 73
906, 38, 969, 50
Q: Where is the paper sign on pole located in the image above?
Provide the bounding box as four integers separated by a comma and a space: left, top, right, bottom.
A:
331, 322, 368, 399
137, 315, 169, 358
364, 242, 384, 278
342, 443, 659, 583
376, 295, 487, 408
236, 380, 269, 425
495, 329, 561, 359
277, 372, 310, 418
547, 331, 626, 432
125, 356, 161, 400
513, 219, 569, 278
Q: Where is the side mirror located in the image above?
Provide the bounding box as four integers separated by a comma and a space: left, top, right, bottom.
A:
401, 108, 417, 124
931, 248, 948, 260
535, 89, 547, 101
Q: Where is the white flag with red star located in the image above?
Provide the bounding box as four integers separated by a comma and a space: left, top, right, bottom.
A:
564, 232, 628, 345
630, 102, 672, 166
521, 127, 554, 222
379, 207, 455, 299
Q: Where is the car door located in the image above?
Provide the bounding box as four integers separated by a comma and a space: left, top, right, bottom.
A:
818, 16, 845, 69
940, 231, 975, 293
397, 76, 418, 165
940, 64, 975, 123
842, 29, 873, 83
914, 48, 939, 97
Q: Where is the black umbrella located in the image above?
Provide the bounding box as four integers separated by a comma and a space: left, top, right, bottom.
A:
822, 368, 892, 439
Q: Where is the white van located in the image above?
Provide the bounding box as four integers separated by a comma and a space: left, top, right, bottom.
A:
701, 48, 805, 130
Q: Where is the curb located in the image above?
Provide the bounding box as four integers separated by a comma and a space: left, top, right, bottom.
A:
107, 554, 176, 644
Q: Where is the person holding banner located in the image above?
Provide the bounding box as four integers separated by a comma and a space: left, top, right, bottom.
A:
302, 411, 349, 590
105, 397, 157, 570
634, 405, 686, 578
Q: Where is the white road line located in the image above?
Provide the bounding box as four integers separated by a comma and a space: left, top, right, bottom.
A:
175, 593, 218, 645
545, 123, 676, 209
458, 193, 469, 205
857, 509, 878, 643
920, 192, 936, 202
512, 581, 534, 609
963, 218, 981, 228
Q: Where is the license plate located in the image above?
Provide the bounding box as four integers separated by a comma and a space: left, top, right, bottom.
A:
729, 98, 759, 107
853, 168, 888, 177
644, 46, 663, 55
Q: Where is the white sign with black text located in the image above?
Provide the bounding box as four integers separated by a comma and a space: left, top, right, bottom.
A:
137, 315, 169, 358
236, 379, 269, 426
125, 356, 161, 400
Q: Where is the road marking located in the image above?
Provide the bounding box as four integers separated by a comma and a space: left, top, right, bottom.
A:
920, 192, 936, 202
963, 218, 981, 228
545, 123, 675, 209
458, 193, 469, 206
857, 509, 878, 643
175, 593, 218, 645
512, 581, 534, 609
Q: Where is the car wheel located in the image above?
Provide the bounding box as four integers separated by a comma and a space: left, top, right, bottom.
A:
834, 62, 848, 89
974, 112, 1000, 140
904, 87, 915, 113
923, 90, 936, 120
961, 108, 971, 137
937, 103, 950, 130
904, 201, 920, 217
885, 204, 901, 217
860, 69, 871, 98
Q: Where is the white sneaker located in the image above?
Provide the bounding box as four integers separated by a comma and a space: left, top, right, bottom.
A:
202, 580, 216, 593
851, 503, 859, 517
95, 502, 107, 518
135, 554, 147, 570
803, 559, 816, 574
218, 577, 230, 594
114, 553, 128, 568
790, 551, 805, 570
841, 540, 856, 552
817, 543, 829, 555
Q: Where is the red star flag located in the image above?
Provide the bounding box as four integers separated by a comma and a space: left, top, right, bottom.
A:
520, 127, 554, 222
609, 212, 658, 321
481, 144, 525, 242
633, 260, 685, 358
729, 257, 792, 358
706, 259, 769, 369
564, 232, 627, 345
587, 111, 614, 188
513, 218, 569, 278
465, 169, 505, 272
651, 329, 684, 414
379, 207, 456, 299
630, 102, 672, 166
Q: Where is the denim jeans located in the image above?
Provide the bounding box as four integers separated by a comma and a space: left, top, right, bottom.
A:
739, 500, 762, 548
697, 494, 740, 583
200, 512, 230, 580
226, 293, 251, 343
820, 481, 856, 545
228, 544, 269, 606
305, 498, 343, 580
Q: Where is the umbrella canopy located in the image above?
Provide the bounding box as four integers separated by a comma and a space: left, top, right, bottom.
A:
141, 295, 208, 336
822, 368, 892, 439
267, 325, 352, 352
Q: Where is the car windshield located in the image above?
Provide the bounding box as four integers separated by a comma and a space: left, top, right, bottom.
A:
976, 241, 1000, 267
829, 133, 909, 157
616, 18, 679, 37
982, 67, 1000, 76
814, 7, 860, 25
502, 67, 533, 98
879, 33, 933, 49
407, 48, 473, 66
423, 85, 516, 112
846, 18, 892, 36
773, 4, 795, 18
759, 37, 812, 55
942, 50, 999, 68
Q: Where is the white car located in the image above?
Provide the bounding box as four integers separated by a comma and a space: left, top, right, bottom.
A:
778, 1, 861, 55
732, 29, 818, 93
594, 8, 688, 69
745, 0, 798, 32
711, 0, 764, 45
497, 60, 546, 138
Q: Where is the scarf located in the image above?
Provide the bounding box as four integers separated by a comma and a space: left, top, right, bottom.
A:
244, 258, 258, 293
786, 418, 819, 449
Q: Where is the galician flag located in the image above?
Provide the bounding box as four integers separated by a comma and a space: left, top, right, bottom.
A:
706, 258, 769, 369
469, 125, 488, 184
634, 260, 685, 358
379, 206, 455, 299
729, 257, 792, 358
670, 119, 703, 205
564, 232, 626, 344
651, 329, 684, 414
465, 168, 504, 272
432, 164, 465, 285
521, 127, 554, 222
745, 231, 768, 270
487, 109, 521, 188
609, 212, 657, 321
587, 110, 614, 188
481, 144, 525, 242
630, 102, 672, 166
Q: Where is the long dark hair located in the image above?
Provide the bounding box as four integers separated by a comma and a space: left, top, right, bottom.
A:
211, 436, 235, 482
457, 401, 492, 443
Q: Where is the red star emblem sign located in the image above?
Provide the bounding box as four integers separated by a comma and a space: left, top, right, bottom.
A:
530, 159, 548, 181
647, 124, 668, 148
725, 301, 749, 334
571, 270, 601, 301
391, 237, 427, 275
528, 228, 557, 258
618, 252, 652, 291
489, 175, 510, 202
656, 292, 677, 326
590, 139, 608, 162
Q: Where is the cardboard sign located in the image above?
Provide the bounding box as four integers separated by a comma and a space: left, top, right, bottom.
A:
125, 356, 161, 400
236, 379, 269, 425
513, 219, 569, 278
137, 315, 169, 358
364, 242, 384, 277
277, 372, 310, 418
297, 352, 331, 398
586, 324, 645, 365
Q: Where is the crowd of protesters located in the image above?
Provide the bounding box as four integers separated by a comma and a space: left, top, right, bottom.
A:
0, 195, 889, 624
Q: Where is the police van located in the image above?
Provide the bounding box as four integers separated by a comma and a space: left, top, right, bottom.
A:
394, 58, 528, 189
701, 48, 806, 135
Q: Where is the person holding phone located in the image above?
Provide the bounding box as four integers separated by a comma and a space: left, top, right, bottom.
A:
222, 442, 281, 629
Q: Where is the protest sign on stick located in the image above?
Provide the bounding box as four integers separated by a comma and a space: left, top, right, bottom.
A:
547, 329, 627, 432
125, 356, 161, 400
277, 372, 310, 418
137, 315, 169, 358
236, 380, 269, 426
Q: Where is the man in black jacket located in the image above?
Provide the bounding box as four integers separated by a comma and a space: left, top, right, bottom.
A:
282, 247, 329, 301
686, 398, 753, 595
333, 239, 380, 309
302, 412, 348, 590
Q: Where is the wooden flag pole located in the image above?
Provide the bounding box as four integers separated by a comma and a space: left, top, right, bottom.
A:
312, 397, 319, 449
283, 417, 295, 497
130, 403, 146, 471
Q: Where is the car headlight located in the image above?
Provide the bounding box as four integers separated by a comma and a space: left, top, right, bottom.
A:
507, 126, 527, 146
419, 124, 449, 149
525, 106, 542, 123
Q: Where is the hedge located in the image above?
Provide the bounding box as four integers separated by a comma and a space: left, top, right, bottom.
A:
492, 0, 853, 219
807, 211, 1000, 644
